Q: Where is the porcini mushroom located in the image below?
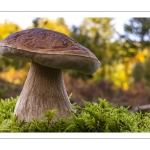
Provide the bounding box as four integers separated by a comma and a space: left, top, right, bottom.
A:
0, 28, 100, 122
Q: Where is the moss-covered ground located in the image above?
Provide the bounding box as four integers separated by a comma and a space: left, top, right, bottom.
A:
0, 97, 150, 132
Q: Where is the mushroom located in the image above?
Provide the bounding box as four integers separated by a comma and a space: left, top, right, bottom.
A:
0, 28, 100, 122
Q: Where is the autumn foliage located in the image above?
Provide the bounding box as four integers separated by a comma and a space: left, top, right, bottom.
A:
1, 17, 150, 109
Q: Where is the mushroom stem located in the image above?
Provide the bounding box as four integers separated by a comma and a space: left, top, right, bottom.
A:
14, 61, 73, 122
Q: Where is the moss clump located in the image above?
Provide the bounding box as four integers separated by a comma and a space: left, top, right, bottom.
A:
0, 97, 150, 132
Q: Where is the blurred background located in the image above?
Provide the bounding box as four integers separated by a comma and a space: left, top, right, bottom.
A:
0, 17, 150, 111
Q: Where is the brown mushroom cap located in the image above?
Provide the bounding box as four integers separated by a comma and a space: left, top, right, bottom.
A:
0, 28, 100, 74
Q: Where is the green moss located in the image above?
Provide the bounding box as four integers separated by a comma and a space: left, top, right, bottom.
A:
0, 97, 150, 132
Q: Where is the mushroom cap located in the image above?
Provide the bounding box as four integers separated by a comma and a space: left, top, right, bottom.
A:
0, 28, 100, 74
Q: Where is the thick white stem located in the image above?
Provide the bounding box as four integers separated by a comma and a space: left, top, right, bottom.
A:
14, 61, 73, 122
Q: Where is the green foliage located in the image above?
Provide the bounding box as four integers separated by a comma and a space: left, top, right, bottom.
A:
132, 62, 144, 83
0, 97, 150, 132
121, 18, 150, 89
132, 59, 150, 89
124, 18, 150, 44
123, 18, 150, 58
0, 56, 27, 72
